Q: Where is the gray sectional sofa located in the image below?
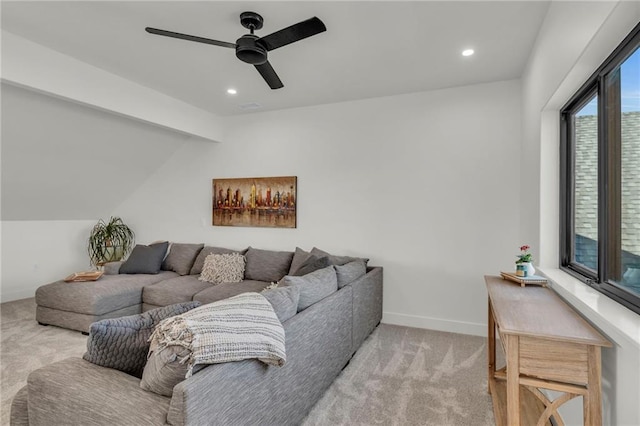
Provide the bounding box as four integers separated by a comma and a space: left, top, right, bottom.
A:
14, 244, 383, 425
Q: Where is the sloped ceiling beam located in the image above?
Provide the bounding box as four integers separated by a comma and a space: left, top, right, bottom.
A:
0, 30, 223, 143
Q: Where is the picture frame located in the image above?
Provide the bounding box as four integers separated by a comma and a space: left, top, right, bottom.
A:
212, 176, 297, 228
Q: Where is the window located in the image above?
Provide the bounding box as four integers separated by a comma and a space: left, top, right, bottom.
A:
561, 22, 640, 314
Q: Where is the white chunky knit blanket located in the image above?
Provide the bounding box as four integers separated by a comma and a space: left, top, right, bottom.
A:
149, 292, 286, 377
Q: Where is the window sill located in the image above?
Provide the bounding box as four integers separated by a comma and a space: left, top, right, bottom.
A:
539, 268, 640, 349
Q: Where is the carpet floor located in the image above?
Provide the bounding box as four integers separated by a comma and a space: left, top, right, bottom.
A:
1, 298, 495, 426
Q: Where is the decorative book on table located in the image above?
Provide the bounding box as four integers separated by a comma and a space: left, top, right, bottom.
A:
64, 271, 104, 282
500, 271, 547, 287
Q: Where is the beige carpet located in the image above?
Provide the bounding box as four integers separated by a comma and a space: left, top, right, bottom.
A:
1, 298, 495, 426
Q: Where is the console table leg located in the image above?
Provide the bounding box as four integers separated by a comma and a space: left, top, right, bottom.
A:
488, 299, 496, 395
584, 346, 603, 425
506, 334, 521, 426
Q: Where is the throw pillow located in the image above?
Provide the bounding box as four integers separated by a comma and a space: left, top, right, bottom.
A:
244, 247, 294, 283
280, 265, 338, 312
288, 247, 311, 275
199, 253, 246, 284
261, 285, 301, 323
290, 255, 331, 277
103, 261, 123, 275
83, 301, 201, 378
310, 247, 369, 267
189, 246, 248, 275
140, 342, 204, 397
161, 243, 204, 275
334, 260, 367, 288
119, 242, 169, 274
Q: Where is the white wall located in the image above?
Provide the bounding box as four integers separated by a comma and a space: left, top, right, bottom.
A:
116, 79, 522, 335
0, 220, 95, 302
0, 84, 190, 301
521, 1, 640, 424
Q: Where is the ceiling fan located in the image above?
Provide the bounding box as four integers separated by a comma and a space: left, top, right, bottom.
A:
145, 12, 326, 90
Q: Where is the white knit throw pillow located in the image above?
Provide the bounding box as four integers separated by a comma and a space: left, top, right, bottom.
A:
199, 253, 246, 284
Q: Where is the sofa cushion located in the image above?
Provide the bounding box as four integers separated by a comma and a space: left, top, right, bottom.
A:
190, 246, 248, 275
280, 265, 338, 311
262, 285, 300, 323
199, 253, 246, 284
288, 247, 311, 275
334, 260, 367, 288
193, 280, 270, 305
244, 247, 294, 283
36, 271, 179, 316
83, 301, 200, 378
290, 255, 331, 277
161, 243, 204, 276
142, 275, 212, 307
120, 242, 169, 274
310, 247, 369, 267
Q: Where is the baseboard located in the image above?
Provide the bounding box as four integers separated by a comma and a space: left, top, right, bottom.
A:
382, 311, 486, 337
0, 287, 37, 304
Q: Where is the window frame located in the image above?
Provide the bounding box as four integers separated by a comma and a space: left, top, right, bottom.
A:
560, 22, 640, 315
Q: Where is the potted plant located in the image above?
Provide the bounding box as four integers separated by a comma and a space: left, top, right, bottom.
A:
88, 217, 135, 266
515, 244, 535, 277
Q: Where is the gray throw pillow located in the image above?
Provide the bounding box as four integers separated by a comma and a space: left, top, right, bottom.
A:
140, 343, 205, 397
291, 255, 331, 277
334, 260, 367, 288
119, 242, 169, 274
280, 266, 338, 312
262, 286, 301, 323
83, 301, 200, 378
190, 246, 248, 275
103, 261, 123, 275
288, 247, 311, 275
162, 243, 204, 275
310, 247, 369, 267
244, 247, 294, 283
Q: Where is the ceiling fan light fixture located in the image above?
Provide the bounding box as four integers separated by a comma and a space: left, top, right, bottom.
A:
235, 35, 267, 65
462, 49, 475, 57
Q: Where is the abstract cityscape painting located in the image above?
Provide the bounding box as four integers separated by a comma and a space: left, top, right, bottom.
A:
212, 176, 297, 228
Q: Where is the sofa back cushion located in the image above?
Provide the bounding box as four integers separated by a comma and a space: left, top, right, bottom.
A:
190, 246, 247, 275
244, 247, 294, 283
310, 247, 369, 267
161, 243, 204, 275
288, 247, 311, 275
83, 301, 200, 378
290, 255, 331, 277
334, 260, 367, 288
119, 242, 169, 274
280, 265, 338, 311
262, 285, 300, 323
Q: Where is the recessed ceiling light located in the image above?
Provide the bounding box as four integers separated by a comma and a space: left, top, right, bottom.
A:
462, 49, 475, 57
227, 88, 237, 95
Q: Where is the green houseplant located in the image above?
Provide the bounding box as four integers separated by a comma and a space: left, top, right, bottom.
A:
88, 216, 135, 266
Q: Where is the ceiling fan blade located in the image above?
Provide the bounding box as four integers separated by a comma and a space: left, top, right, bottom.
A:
145, 27, 236, 49
257, 17, 326, 51
255, 61, 284, 89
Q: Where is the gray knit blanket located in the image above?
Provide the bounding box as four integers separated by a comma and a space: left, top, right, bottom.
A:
149, 292, 286, 377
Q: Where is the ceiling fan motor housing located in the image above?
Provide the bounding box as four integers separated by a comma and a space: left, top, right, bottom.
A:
235, 34, 268, 65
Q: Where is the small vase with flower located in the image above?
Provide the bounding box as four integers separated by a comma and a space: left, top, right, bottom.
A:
515, 245, 535, 277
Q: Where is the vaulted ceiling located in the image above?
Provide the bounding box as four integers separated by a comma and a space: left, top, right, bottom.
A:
1, 1, 550, 116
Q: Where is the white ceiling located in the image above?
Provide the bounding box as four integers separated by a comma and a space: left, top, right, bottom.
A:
1, 1, 550, 116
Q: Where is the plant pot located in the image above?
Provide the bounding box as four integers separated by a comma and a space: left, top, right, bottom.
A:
516, 262, 535, 277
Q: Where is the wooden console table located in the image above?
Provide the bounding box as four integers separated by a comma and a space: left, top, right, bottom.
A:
485, 275, 611, 426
